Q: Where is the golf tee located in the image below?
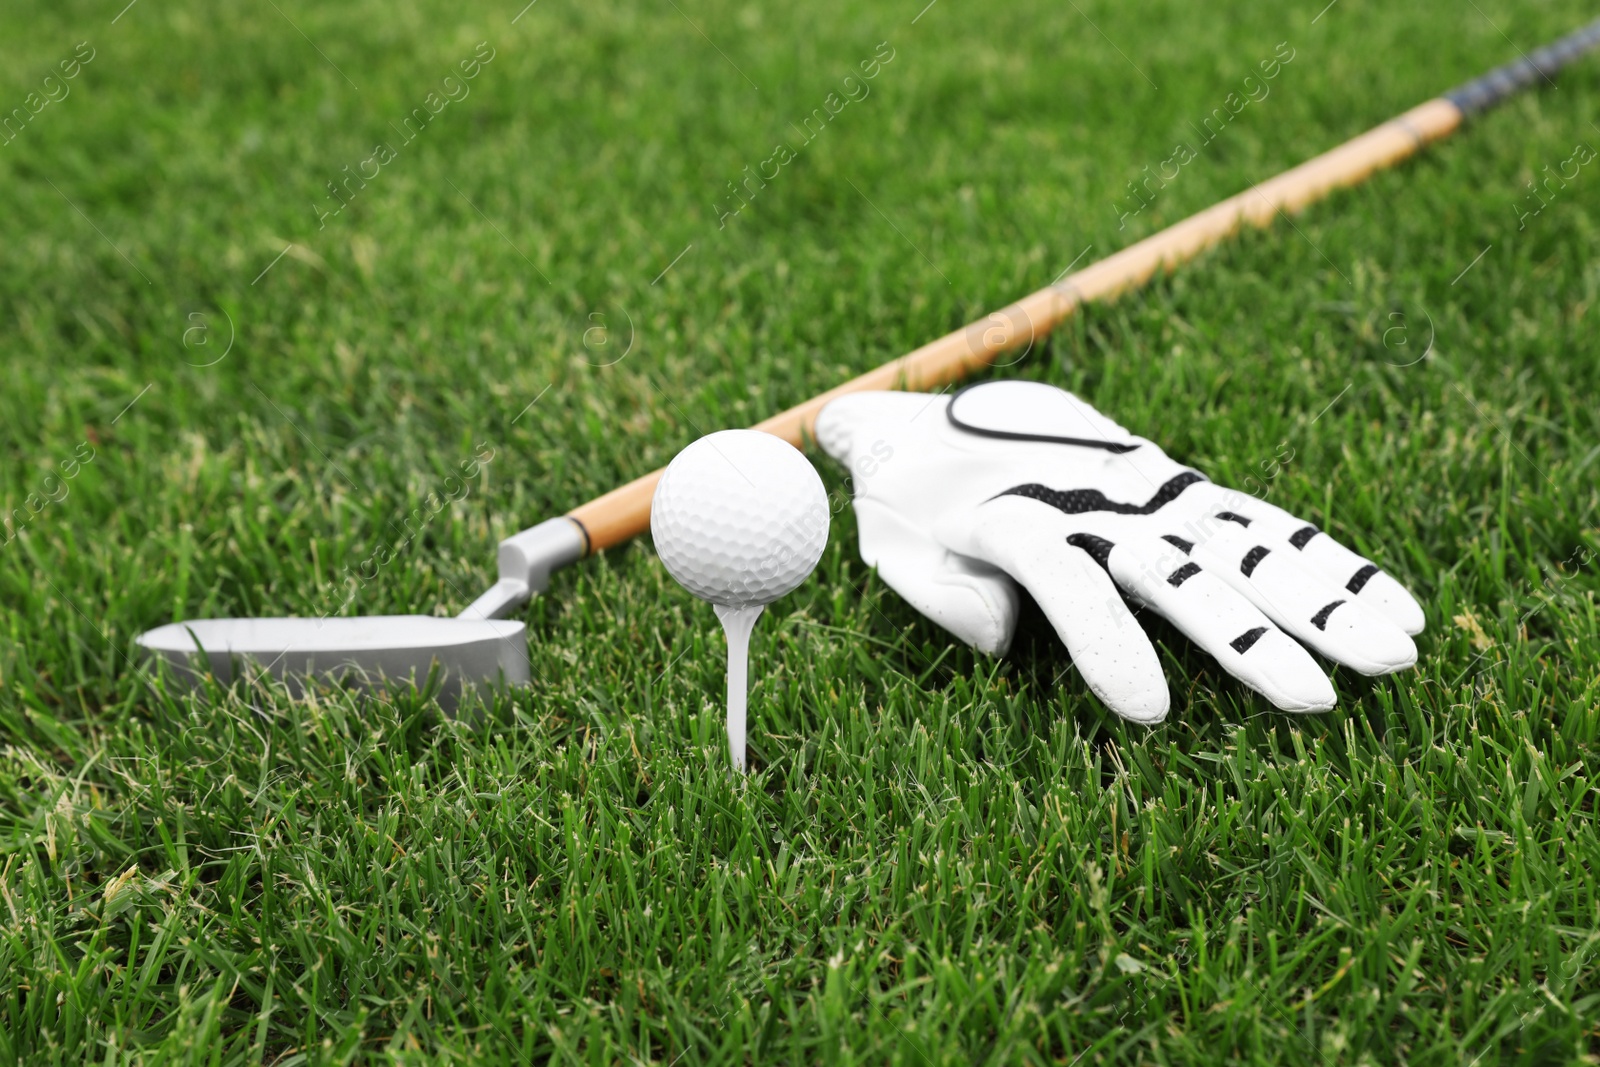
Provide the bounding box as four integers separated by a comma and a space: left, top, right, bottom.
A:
714, 603, 764, 773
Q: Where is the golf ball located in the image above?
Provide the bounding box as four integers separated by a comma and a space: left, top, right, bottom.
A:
651, 430, 830, 607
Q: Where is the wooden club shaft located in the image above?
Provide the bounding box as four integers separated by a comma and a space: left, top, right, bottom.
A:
568, 98, 1464, 554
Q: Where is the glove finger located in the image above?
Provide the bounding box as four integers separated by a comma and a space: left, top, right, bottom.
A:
854, 498, 1019, 656
1096, 533, 1335, 712
1276, 521, 1424, 635
1186, 520, 1417, 676
946, 498, 1169, 724
1189, 495, 1425, 635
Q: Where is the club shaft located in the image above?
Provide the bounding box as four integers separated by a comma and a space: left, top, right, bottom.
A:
560, 18, 1600, 558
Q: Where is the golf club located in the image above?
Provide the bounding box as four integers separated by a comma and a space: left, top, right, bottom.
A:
136, 16, 1600, 700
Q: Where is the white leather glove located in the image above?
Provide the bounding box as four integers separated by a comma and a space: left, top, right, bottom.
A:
815, 381, 1425, 724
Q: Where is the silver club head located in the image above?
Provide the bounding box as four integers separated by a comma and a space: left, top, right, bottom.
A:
132, 518, 587, 710
136, 615, 531, 710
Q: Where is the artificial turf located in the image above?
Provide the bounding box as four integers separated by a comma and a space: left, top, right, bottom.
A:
3, 0, 1599, 1062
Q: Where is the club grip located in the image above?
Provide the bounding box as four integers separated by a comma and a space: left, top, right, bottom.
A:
1445, 15, 1600, 116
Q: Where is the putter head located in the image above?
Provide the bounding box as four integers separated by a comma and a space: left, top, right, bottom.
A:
133, 518, 583, 711
135, 616, 530, 711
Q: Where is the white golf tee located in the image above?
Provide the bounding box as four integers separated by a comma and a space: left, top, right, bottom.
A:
714, 603, 764, 773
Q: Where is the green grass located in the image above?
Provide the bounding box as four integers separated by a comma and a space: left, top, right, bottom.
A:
3, 0, 1599, 1062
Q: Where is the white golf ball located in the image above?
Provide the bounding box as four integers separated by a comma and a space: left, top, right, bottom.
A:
651, 430, 830, 607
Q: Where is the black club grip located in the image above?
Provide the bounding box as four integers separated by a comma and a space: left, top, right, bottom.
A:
1445, 16, 1600, 116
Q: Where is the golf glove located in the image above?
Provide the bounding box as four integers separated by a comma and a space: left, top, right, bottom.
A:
815, 381, 1424, 723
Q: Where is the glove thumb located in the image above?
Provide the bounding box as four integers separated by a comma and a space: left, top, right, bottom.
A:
854, 497, 1019, 656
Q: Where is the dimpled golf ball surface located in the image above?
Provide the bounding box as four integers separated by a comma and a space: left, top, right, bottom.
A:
652, 430, 829, 607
